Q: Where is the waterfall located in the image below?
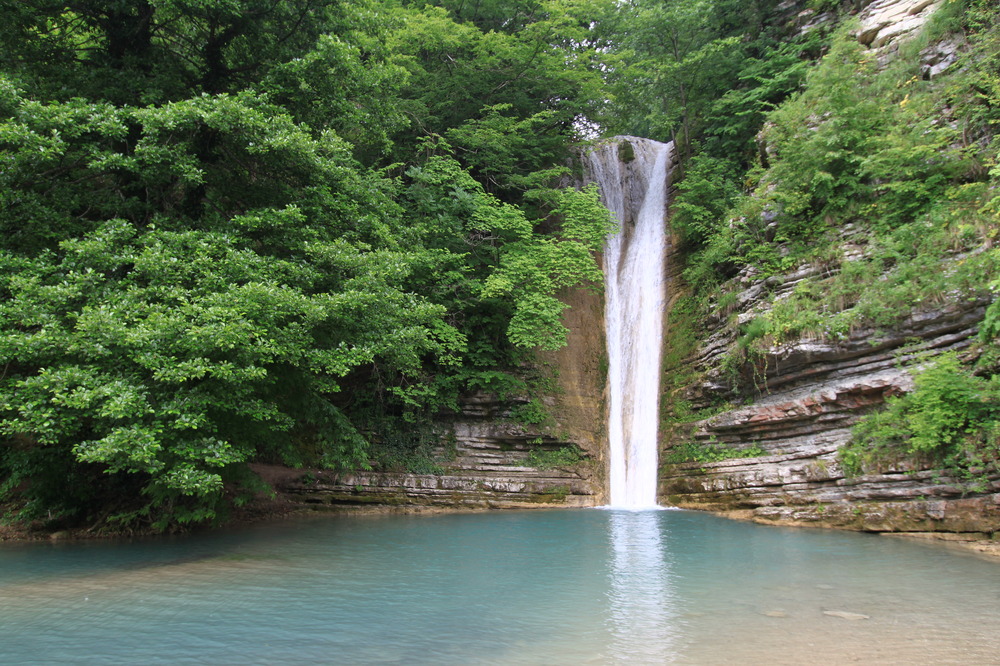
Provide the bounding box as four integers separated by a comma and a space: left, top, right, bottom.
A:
585, 137, 673, 508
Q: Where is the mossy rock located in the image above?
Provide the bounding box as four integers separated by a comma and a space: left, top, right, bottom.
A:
533, 485, 571, 502
617, 140, 635, 163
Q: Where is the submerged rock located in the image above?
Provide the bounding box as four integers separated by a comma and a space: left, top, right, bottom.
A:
823, 610, 871, 621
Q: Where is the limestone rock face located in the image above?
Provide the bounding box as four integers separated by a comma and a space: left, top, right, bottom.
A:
920, 37, 962, 79
657, 0, 994, 537
659, 251, 994, 534
536, 283, 608, 501
856, 0, 941, 49
278, 392, 600, 510
273, 271, 608, 511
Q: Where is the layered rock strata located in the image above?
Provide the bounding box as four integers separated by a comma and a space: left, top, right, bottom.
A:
276, 392, 599, 510
660, 255, 996, 534
270, 263, 607, 510
657, 0, 1000, 538
856, 0, 941, 49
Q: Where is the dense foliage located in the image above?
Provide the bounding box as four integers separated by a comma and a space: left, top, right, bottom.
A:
0, 0, 612, 529
841, 355, 1000, 487
679, 1, 999, 312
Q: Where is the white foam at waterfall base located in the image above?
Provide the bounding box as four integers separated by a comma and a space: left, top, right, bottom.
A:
585, 137, 673, 509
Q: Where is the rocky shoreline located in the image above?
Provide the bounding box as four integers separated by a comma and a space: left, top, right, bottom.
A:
7, 489, 1000, 561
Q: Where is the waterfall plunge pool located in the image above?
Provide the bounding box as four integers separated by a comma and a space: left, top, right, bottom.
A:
3, 509, 999, 665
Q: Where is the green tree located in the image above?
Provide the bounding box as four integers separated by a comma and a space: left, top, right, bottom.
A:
0, 81, 460, 528
388, 0, 608, 192
0, 0, 615, 530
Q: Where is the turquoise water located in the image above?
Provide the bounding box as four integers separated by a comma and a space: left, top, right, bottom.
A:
2, 509, 1000, 665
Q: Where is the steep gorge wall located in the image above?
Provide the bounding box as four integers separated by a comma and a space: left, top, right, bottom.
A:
659, 258, 998, 533
271, 0, 981, 523
658, 0, 1000, 539
279, 392, 600, 509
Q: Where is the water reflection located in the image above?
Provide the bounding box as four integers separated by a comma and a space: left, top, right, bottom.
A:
606, 510, 679, 662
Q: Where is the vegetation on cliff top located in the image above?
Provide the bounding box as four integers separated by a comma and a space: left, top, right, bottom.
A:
674, 0, 1000, 315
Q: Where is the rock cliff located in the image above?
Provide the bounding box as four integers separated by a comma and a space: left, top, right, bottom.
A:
273, 284, 608, 511
856, 0, 941, 49
659, 259, 998, 535
276, 390, 601, 509
658, 0, 1000, 540
268, 0, 994, 534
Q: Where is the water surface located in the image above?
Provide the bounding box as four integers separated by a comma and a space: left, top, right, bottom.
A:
2, 509, 999, 664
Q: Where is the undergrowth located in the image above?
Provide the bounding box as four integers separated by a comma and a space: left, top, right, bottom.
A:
682, 2, 997, 280
662, 440, 768, 465
523, 445, 583, 470
673, 1, 1000, 396
840, 354, 1000, 490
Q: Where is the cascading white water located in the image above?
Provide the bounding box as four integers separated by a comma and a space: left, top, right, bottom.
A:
585, 137, 673, 508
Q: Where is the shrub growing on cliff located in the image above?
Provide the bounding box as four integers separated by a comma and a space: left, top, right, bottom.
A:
841, 355, 1000, 484
662, 440, 766, 465
671, 155, 741, 247
523, 445, 583, 470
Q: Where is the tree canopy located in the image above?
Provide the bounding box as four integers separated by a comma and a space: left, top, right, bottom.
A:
0, 0, 613, 529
